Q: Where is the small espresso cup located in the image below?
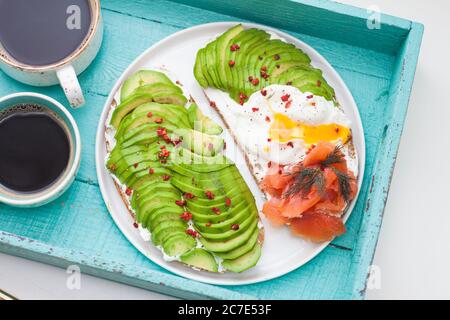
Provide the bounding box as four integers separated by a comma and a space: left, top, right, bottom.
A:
0, 0, 103, 108
0, 92, 81, 207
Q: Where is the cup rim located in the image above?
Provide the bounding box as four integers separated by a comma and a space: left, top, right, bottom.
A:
0, 92, 81, 207
0, 0, 101, 72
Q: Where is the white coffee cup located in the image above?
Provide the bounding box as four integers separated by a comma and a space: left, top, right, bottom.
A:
0, 0, 103, 108
0, 92, 81, 207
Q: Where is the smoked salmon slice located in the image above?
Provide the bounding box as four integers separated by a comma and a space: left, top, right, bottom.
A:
290, 211, 346, 243
261, 141, 358, 243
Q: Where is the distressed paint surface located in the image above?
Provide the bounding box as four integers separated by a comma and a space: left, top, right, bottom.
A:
0, 0, 423, 299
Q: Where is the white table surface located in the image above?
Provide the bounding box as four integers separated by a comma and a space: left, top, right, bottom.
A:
1, 0, 448, 300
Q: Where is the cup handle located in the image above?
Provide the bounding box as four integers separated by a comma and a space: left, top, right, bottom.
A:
56, 64, 85, 108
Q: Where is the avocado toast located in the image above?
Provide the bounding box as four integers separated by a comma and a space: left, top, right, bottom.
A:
193, 25, 359, 243
105, 69, 264, 273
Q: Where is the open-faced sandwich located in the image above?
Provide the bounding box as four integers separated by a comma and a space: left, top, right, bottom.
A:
193, 24, 359, 243
105, 69, 264, 273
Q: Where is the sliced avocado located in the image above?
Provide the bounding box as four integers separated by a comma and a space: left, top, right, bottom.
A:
110, 93, 155, 129
175, 128, 224, 157
187, 104, 223, 135
198, 213, 256, 241
162, 234, 196, 257
215, 226, 260, 260
205, 41, 221, 89
216, 24, 244, 89
151, 220, 187, 245
120, 70, 173, 101
222, 243, 261, 273
194, 48, 209, 88
200, 219, 258, 252
233, 29, 270, 95
180, 248, 218, 272
131, 82, 182, 96
148, 209, 184, 231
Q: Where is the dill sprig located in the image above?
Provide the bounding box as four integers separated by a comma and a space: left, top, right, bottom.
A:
283, 144, 353, 201
320, 145, 345, 167
332, 167, 354, 202
283, 167, 324, 198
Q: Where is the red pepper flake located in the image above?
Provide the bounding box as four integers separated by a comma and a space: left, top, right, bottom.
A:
239, 92, 248, 100
251, 78, 260, 86
163, 134, 172, 143
223, 141, 227, 149
210, 101, 216, 108
285, 100, 292, 109
248, 76, 253, 82
261, 89, 267, 96
156, 127, 166, 137
205, 190, 215, 200
159, 148, 170, 159
310, 102, 316, 107
335, 127, 340, 133
278, 169, 283, 175
267, 161, 272, 168
180, 211, 193, 221
231, 224, 240, 231
251, 107, 259, 112
149, 168, 154, 174
125, 188, 132, 196
287, 141, 294, 148
228, 60, 235, 67
133, 222, 139, 229
260, 65, 267, 72
154, 117, 163, 124
239, 99, 244, 105
205, 222, 212, 227
175, 200, 186, 207
267, 138, 272, 142
109, 163, 117, 171
265, 116, 271, 122
261, 71, 269, 80
306, 94, 314, 99
176, 80, 182, 85
162, 174, 171, 181
286, 81, 292, 85
133, 163, 138, 168
147, 112, 153, 118
281, 94, 290, 102
225, 198, 232, 207
212, 207, 221, 215
184, 192, 194, 199
172, 138, 182, 146
317, 80, 322, 87
186, 229, 198, 238
273, 54, 280, 61
230, 43, 240, 51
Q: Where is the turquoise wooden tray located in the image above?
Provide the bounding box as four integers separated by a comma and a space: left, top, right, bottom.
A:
0, 0, 423, 299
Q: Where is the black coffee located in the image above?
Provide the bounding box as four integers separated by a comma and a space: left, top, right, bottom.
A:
0, 105, 71, 193
0, 0, 92, 66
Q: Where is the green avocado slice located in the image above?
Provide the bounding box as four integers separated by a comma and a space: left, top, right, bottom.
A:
215, 226, 260, 260
200, 219, 258, 253
120, 70, 173, 101
180, 249, 219, 273
222, 243, 262, 273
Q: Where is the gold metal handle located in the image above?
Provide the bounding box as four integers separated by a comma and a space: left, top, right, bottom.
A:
0, 289, 17, 300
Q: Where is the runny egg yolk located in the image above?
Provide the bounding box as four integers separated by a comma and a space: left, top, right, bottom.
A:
269, 113, 351, 145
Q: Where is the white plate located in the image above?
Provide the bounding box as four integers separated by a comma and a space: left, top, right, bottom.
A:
95, 22, 365, 286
